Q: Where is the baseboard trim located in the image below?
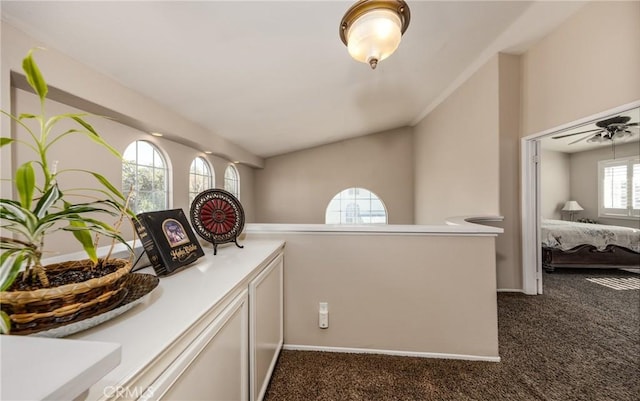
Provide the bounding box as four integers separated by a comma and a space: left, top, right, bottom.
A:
497, 288, 526, 293
282, 344, 500, 363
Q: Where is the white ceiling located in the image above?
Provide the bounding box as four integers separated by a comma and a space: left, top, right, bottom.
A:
1, 0, 588, 159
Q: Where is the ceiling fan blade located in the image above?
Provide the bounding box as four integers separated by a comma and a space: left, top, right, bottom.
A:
552, 128, 601, 139
568, 134, 594, 145
626, 122, 638, 126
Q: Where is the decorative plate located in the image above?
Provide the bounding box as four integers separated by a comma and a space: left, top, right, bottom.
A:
190, 189, 245, 245
31, 273, 159, 338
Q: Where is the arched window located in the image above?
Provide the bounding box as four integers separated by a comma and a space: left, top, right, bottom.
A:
224, 164, 240, 199
325, 187, 387, 224
189, 157, 214, 203
122, 140, 169, 214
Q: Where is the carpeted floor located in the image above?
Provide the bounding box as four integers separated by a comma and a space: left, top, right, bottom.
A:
264, 269, 640, 401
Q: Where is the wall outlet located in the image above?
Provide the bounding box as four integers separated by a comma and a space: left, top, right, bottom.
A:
319, 302, 329, 329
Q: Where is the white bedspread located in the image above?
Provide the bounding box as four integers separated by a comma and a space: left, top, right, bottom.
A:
541, 219, 640, 253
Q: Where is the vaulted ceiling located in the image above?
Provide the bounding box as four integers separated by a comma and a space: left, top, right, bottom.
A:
1, 1, 587, 158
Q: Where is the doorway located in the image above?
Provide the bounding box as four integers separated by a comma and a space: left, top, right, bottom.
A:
520, 100, 640, 295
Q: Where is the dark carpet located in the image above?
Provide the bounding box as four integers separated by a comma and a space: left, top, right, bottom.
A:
264, 269, 640, 401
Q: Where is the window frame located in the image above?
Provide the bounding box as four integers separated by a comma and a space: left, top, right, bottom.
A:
188, 156, 214, 203
325, 187, 388, 225
597, 156, 640, 220
122, 140, 170, 214
224, 164, 240, 199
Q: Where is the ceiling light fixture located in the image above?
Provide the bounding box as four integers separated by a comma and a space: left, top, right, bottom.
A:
150, 132, 163, 137
339, 0, 411, 69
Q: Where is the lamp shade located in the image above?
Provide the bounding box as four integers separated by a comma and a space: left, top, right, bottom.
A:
562, 201, 584, 212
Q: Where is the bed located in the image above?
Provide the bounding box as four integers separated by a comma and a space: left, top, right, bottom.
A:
541, 219, 640, 271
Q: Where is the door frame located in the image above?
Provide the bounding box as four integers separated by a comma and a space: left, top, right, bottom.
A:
520, 100, 640, 295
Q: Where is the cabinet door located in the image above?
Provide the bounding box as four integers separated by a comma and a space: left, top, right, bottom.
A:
143, 290, 249, 401
249, 253, 284, 401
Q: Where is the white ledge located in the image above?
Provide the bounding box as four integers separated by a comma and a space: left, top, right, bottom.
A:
245, 216, 503, 236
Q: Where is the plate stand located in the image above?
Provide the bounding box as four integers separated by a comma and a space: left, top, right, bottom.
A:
211, 237, 244, 255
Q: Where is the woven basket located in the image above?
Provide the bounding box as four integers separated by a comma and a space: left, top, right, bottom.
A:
0, 258, 131, 335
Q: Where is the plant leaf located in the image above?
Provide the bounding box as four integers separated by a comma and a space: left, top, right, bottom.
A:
68, 219, 98, 263
88, 172, 126, 201
0, 137, 14, 147
33, 184, 61, 219
0, 311, 11, 334
43, 114, 122, 159
15, 161, 35, 209
22, 49, 48, 102
0, 250, 25, 291
1, 198, 30, 223
71, 116, 122, 158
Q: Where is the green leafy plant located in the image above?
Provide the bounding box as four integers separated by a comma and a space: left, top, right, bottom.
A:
0, 49, 132, 333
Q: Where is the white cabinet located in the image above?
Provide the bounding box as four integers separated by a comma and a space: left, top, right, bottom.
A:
249, 253, 284, 401
133, 248, 283, 401
143, 290, 249, 401
65, 240, 284, 401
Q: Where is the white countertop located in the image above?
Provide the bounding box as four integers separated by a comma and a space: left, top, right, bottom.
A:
0, 336, 121, 401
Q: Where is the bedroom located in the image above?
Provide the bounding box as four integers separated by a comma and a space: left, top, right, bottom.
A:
539, 106, 639, 275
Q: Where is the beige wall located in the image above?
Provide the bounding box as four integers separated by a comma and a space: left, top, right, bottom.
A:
413, 53, 523, 289
496, 54, 523, 290
235, 163, 256, 224
541, 150, 570, 220
412, 0, 640, 290
414, 55, 500, 224
569, 142, 639, 228
248, 231, 499, 359
11, 88, 250, 256
521, 1, 640, 137
2, 24, 259, 256
511, 0, 640, 289
254, 127, 414, 224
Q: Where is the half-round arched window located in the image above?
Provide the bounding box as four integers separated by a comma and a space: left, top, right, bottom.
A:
224, 164, 240, 199
122, 140, 169, 214
325, 187, 387, 224
189, 157, 214, 203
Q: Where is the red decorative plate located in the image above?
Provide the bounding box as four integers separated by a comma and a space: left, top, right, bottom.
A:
190, 189, 245, 249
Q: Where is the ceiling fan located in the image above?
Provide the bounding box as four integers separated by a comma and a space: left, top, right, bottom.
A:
552, 115, 639, 145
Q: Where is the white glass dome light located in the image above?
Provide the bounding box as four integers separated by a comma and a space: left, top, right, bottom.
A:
347, 9, 402, 69
340, 1, 411, 70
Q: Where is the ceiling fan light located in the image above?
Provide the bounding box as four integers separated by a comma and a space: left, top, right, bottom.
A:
587, 134, 604, 143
